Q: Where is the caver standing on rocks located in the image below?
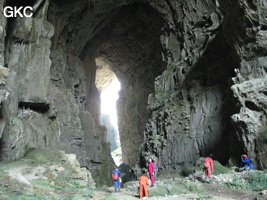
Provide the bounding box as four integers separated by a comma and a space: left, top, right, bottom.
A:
203, 155, 214, 184
147, 158, 155, 187
240, 154, 254, 171
154, 160, 158, 178
138, 175, 150, 199
111, 167, 121, 192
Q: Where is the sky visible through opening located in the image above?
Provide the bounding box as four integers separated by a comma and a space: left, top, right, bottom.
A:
100, 78, 122, 165
100, 78, 120, 131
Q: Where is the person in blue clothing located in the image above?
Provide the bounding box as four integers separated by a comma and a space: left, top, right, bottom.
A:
111, 167, 121, 192
154, 160, 158, 178
240, 154, 254, 171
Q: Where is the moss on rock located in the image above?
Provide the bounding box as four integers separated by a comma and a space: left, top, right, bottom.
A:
213, 161, 231, 175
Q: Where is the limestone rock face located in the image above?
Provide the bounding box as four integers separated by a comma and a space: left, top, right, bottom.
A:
0, 0, 266, 189
231, 76, 267, 169
218, 0, 267, 169
0, 0, 8, 139
98, 3, 166, 166
95, 57, 116, 91
59, 1, 167, 167
1, 0, 54, 161
0, 0, 6, 69
0, 0, 115, 186
141, 0, 234, 169
141, 0, 267, 170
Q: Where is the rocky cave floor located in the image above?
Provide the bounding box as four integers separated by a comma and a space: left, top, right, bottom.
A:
0, 149, 266, 200
96, 170, 267, 200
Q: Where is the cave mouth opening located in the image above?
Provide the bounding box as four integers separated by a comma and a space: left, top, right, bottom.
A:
100, 79, 122, 166
90, 2, 167, 167
95, 57, 122, 166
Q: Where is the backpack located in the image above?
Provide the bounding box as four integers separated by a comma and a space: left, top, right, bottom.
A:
204, 158, 210, 168
112, 171, 119, 180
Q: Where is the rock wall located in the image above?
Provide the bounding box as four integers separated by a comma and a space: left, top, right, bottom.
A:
2, 0, 56, 161
0, 0, 6, 69
0, 0, 9, 139
141, 0, 232, 168
76, 2, 167, 167
0, 0, 266, 190
0, 0, 115, 187
141, 0, 267, 170
219, 0, 267, 169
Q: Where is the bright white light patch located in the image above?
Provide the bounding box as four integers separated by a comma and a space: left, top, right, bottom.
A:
100, 78, 121, 130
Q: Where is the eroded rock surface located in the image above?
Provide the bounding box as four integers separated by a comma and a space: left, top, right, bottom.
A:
141, 0, 267, 170
0, 0, 266, 188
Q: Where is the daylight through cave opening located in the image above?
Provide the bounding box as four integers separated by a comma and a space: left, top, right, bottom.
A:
95, 57, 122, 165
0, 0, 265, 192
87, 2, 167, 167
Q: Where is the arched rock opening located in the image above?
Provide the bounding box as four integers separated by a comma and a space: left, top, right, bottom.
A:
0, 0, 266, 188
47, 0, 167, 184
82, 3, 167, 167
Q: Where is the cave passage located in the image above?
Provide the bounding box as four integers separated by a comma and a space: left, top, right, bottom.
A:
1, 0, 266, 192
82, 2, 167, 167
100, 78, 122, 166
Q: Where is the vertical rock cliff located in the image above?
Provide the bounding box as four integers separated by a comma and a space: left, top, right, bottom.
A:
219, 0, 267, 169
0, 0, 266, 187
141, 0, 236, 168
141, 0, 267, 170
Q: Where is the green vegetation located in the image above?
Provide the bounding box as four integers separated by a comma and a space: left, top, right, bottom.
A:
0, 170, 8, 179
226, 171, 267, 191
104, 197, 117, 200
246, 171, 267, 191
149, 187, 169, 196
111, 147, 122, 155
226, 176, 246, 189
196, 193, 214, 199
149, 179, 203, 197
0, 186, 94, 200
31, 179, 50, 188
184, 181, 203, 193
1, 148, 266, 199
213, 161, 231, 175
72, 194, 87, 200
23, 148, 64, 165
0, 148, 95, 200
193, 159, 231, 177
0, 190, 57, 200
72, 181, 86, 188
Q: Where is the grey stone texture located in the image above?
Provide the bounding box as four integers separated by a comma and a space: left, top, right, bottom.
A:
2, 0, 54, 160
0, 0, 6, 69
141, 0, 267, 170
0, 0, 266, 187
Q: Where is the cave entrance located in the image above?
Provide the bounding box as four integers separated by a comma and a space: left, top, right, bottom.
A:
100, 79, 122, 166
100, 80, 122, 166
92, 3, 167, 167
95, 57, 122, 166
78, 2, 167, 167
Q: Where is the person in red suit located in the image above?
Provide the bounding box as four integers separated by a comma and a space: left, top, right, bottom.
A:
203, 155, 214, 184
147, 158, 155, 187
